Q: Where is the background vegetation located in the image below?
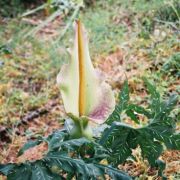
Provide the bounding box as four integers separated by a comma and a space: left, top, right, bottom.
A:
0, 0, 179, 179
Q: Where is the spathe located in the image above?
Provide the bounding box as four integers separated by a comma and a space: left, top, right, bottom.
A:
57, 20, 115, 124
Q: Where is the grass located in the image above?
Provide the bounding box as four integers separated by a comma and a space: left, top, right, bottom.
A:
0, 0, 179, 178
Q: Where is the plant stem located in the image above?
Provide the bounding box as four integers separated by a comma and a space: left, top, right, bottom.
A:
67, 113, 93, 139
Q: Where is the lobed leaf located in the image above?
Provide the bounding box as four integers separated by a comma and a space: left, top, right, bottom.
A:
143, 78, 161, 116
100, 116, 179, 166
153, 94, 178, 122
99, 122, 135, 165
126, 104, 152, 119
46, 130, 68, 151
155, 160, 167, 179
138, 132, 163, 165
31, 161, 63, 180
7, 163, 32, 180
0, 164, 15, 176
18, 138, 43, 156
44, 153, 106, 179
106, 81, 129, 124
96, 164, 132, 180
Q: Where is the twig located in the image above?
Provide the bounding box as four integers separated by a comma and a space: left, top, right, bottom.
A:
0, 100, 59, 142
20, 3, 48, 17
24, 9, 62, 38
54, 5, 81, 45
154, 18, 179, 30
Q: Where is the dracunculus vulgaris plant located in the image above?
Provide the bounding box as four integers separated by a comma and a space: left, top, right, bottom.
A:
57, 20, 115, 139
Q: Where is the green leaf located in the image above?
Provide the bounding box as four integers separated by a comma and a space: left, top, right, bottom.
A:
127, 104, 152, 118
106, 81, 129, 124
100, 119, 177, 167
103, 79, 179, 170
143, 78, 161, 116
44, 153, 102, 178
165, 134, 180, 150
31, 161, 63, 180
46, 130, 68, 151
125, 104, 152, 124
95, 164, 132, 180
106, 106, 121, 124
138, 133, 163, 165
2, 162, 64, 180
143, 79, 178, 123
144, 119, 174, 142
154, 94, 178, 122
66, 172, 74, 180
18, 138, 43, 156
18, 130, 68, 156
0, 164, 15, 176
7, 163, 32, 180
50, 137, 90, 151
155, 160, 167, 179
118, 80, 129, 110
46, 130, 97, 155
126, 109, 139, 124
100, 122, 134, 165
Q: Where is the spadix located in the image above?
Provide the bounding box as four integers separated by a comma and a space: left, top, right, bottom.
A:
57, 20, 115, 124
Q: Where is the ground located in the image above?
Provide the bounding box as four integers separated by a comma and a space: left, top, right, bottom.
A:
0, 0, 179, 179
